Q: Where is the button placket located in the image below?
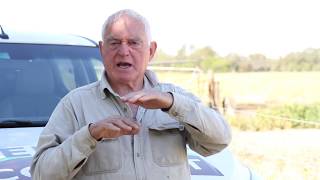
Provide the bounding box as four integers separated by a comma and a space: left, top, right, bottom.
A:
123, 104, 134, 118
133, 108, 146, 180
123, 106, 128, 117
133, 133, 142, 179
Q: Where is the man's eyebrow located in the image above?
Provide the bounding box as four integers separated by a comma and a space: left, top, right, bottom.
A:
105, 37, 120, 42
128, 37, 143, 42
104, 37, 144, 43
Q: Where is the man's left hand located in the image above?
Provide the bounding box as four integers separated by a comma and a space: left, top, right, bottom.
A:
120, 89, 173, 109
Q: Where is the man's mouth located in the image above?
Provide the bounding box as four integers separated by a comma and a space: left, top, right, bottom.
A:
117, 62, 132, 69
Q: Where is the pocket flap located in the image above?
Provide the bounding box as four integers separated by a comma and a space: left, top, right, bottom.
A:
149, 121, 184, 131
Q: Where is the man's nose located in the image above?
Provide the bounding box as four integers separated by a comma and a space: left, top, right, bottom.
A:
118, 42, 130, 56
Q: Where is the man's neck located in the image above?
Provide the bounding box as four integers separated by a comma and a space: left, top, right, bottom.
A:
108, 78, 144, 96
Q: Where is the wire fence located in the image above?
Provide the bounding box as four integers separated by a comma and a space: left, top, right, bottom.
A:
231, 108, 320, 127
150, 65, 320, 128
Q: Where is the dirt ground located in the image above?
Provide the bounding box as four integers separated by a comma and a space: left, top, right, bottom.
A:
229, 128, 320, 180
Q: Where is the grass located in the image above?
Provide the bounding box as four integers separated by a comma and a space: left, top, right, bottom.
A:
229, 128, 320, 180
155, 71, 320, 106
214, 72, 320, 105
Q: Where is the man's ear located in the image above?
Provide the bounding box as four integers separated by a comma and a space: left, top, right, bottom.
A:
99, 41, 104, 56
148, 41, 157, 62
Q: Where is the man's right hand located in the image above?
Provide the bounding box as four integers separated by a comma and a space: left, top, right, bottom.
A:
89, 116, 140, 140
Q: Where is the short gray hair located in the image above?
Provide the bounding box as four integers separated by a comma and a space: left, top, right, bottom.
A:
101, 9, 152, 44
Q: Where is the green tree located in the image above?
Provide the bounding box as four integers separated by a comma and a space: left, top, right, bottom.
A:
248, 53, 271, 71
176, 45, 187, 60
200, 57, 232, 72
153, 49, 174, 62
275, 48, 320, 71
189, 46, 216, 61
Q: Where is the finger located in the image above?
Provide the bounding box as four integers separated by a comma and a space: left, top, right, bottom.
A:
121, 92, 145, 104
125, 94, 144, 104
120, 91, 139, 101
136, 92, 169, 109
128, 94, 145, 104
130, 126, 140, 134
122, 119, 140, 134
119, 119, 139, 135
122, 119, 139, 129
134, 89, 163, 102
136, 93, 156, 102
132, 91, 159, 104
100, 123, 122, 138
112, 120, 132, 133
140, 92, 172, 108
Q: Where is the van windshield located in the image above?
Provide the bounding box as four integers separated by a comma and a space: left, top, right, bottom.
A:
0, 43, 103, 127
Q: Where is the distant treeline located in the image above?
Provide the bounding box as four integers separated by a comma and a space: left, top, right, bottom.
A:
153, 46, 320, 72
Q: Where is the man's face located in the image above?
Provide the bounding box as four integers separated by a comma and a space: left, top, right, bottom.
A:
99, 16, 156, 85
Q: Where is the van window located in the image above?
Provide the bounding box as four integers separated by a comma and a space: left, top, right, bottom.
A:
0, 43, 102, 122
55, 58, 103, 91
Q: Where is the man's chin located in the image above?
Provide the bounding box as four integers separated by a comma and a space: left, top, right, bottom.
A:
116, 76, 141, 84
106, 72, 144, 85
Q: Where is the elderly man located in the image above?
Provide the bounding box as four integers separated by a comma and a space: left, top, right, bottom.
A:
31, 9, 231, 180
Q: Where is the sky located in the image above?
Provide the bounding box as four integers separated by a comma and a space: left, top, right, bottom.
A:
1, 0, 320, 58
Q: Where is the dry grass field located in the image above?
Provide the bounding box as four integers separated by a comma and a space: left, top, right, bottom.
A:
214, 72, 320, 105
155, 70, 320, 180
229, 128, 320, 180
155, 71, 320, 106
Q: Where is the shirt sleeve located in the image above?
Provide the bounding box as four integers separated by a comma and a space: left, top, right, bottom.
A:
30, 97, 98, 180
166, 86, 232, 156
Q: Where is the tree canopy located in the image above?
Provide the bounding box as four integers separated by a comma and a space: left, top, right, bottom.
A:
153, 46, 320, 72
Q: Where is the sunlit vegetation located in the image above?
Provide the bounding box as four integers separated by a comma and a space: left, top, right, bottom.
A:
153, 46, 320, 72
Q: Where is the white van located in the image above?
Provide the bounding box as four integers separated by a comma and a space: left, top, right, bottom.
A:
0, 26, 260, 180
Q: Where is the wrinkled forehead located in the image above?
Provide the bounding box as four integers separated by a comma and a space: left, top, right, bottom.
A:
104, 16, 147, 41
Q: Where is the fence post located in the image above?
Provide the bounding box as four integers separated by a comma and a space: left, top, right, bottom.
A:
208, 71, 222, 112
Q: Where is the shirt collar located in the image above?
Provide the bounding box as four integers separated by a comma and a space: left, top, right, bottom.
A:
99, 69, 159, 99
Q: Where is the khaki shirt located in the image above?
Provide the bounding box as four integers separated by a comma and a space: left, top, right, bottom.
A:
31, 70, 231, 180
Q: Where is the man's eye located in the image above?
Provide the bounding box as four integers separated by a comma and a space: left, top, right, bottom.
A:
128, 40, 141, 46
110, 42, 120, 45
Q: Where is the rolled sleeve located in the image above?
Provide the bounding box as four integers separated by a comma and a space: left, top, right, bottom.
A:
166, 91, 232, 156
72, 124, 98, 155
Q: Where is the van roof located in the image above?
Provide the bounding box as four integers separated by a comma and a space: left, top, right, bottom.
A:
0, 26, 98, 47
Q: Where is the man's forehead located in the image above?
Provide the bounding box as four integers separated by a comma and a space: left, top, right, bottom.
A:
105, 17, 147, 41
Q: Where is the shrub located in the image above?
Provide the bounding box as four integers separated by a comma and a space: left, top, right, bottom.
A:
229, 103, 320, 131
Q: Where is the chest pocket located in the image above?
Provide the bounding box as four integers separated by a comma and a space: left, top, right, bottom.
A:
83, 138, 121, 175
148, 115, 187, 167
